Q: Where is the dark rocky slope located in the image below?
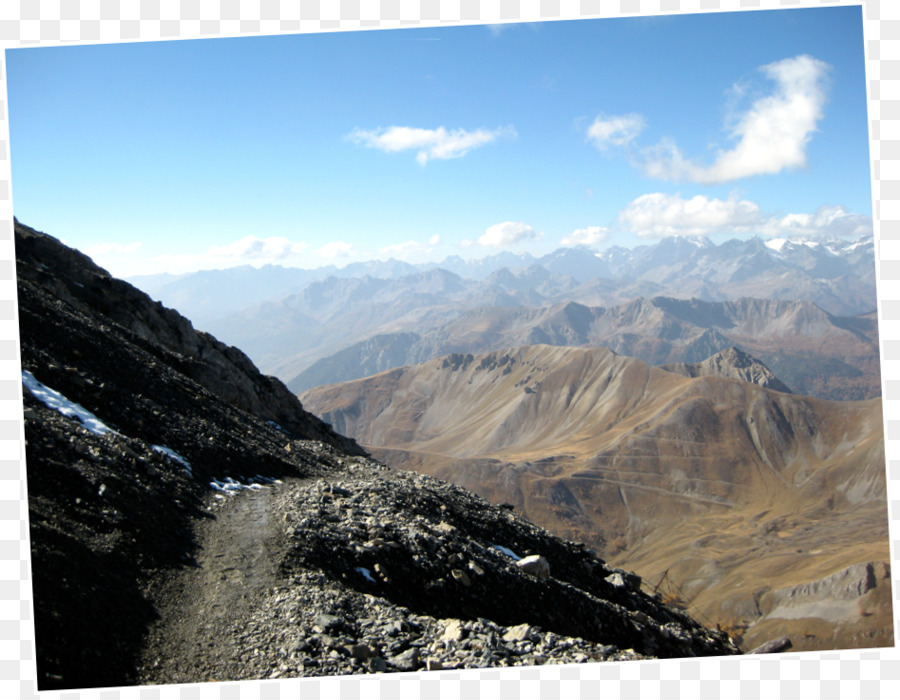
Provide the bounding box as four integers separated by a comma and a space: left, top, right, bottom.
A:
16, 221, 738, 690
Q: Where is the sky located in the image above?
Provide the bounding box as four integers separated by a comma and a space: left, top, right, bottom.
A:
6, 5, 873, 278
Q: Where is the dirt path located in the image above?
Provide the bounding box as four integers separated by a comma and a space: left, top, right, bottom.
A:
135, 483, 291, 684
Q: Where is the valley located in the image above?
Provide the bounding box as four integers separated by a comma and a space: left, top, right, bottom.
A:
300, 344, 892, 652
133, 228, 890, 655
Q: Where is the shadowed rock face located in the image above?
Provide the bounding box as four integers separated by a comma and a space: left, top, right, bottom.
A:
16, 221, 738, 691
16, 220, 364, 456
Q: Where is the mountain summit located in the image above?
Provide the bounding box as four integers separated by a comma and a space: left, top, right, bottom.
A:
16, 221, 739, 690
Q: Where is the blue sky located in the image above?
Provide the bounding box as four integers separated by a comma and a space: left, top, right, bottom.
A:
7, 5, 873, 277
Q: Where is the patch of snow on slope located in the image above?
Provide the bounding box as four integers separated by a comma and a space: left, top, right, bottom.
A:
210, 475, 282, 498
152, 445, 192, 476
492, 543, 521, 561
355, 567, 376, 583
22, 370, 120, 436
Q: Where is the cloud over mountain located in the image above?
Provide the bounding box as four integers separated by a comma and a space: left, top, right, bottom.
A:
479, 221, 543, 247
619, 192, 871, 240
561, 226, 610, 246
620, 193, 762, 239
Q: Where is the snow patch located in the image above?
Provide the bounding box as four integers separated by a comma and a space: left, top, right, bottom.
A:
22, 370, 120, 437
356, 567, 376, 583
152, 445, 192, 477
210, 475, 282, 496
491, 543, 521, 561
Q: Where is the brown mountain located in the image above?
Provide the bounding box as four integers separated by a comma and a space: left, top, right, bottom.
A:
661, 346, 793, 393
300, 345, 891, 653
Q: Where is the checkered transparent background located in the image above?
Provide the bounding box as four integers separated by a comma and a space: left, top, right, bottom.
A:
0, 1, 898, 698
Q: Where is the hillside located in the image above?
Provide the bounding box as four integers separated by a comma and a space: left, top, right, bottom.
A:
16, 220, 739, 690
301, 345, 892, 653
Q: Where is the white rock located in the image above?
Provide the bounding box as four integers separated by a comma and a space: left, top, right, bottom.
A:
516, 554, 550, 580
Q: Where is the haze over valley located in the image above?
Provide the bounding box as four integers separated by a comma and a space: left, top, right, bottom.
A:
130, 234, 880, 402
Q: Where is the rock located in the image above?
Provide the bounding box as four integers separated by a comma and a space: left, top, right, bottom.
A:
387, 647, 420, 672
451, 569, 472, 587
605, 572, 626, 588
313, 614, 341, 633
503, 623, 532, 642
516, 554, 550, 579
441, 619, 465, 642
749, 636, 793, 655
349, 644, 373, 661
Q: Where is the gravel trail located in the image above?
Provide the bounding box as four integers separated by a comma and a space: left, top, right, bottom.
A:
136, 483, 290, 684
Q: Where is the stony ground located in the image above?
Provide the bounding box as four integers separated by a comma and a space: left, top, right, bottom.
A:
133, 451, 739, 685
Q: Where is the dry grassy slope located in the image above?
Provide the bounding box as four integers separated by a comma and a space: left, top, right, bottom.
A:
301, 345, 891, 652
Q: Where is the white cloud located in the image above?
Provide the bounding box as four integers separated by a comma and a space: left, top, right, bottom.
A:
620, 193, 762, 239
84, 241, 143, 256
619, 192, 871, 241
760, 205, 873, 239
378, 235, 443, 261
561, 226, 610, 246
207, 235, 307, 262
585, 113, 645, 150
642, 55, 831, 183
478, 221, 543, 248
347, 125, 516, 165
319, 240, 356, 259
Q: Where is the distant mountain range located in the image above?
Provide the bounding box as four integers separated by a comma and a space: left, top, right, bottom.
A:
287, 296, 880, 401
131, 236, 877, 327
299, 344, 891, 654
127, 235, 877, 398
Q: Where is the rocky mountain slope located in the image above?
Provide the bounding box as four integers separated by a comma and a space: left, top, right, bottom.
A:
661, 347, 792, 393
300, 344, 892, 653
16, 220, 738, 691
289, 297, 879, 401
